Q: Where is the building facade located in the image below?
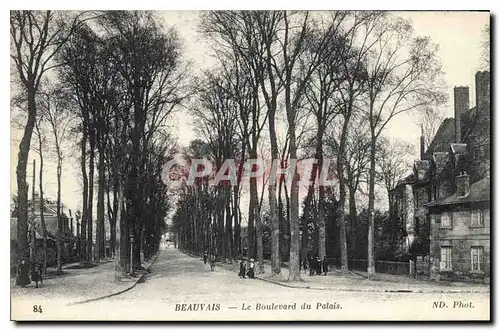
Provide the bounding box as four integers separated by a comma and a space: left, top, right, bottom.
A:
390, 71, 490, 282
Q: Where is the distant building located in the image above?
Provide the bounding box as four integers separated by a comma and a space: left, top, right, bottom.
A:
390, 71, 490, 282
10, 193, 76, 267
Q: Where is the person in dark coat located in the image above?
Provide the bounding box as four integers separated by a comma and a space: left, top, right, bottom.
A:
309, 256, 315, 276
315, 256, 322, 275
322, 257, 328, 276
38, 263, 43, 284
203, 252, 208, 265
238, 259, 246, 278
247, 259, 255, 279
209, 255, 216, 271
31, 262, 42, 288
16, 259, 31, 287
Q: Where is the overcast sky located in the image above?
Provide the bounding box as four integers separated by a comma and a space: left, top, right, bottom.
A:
10, 11, 490, 217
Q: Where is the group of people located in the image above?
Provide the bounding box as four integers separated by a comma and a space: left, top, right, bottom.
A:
203, 252, 216, 271
16, 258, 43, 288
238, 258, 255, 279
303, 256, 329, 276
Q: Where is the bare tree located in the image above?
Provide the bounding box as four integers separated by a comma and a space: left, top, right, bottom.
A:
302, 12, 351, 261
376, 137, 414, 209
33, 112, 49, 275
41, 87, 76, 273
326, 118, 371, 258
323, 11, 378, 272
194, 72, 240, 262
200, 11, 272, 274
364, 15, 447, 275
418, 107, 444, 151
11, 93, 51, 274
102, 11, 188, 271
268, 11, 342, 281
10, 10, 88, 261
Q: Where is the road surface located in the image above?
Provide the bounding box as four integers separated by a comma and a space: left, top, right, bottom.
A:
13, 247, 491, 321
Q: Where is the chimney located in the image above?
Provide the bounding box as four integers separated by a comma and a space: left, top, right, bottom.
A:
420, 124, 425, 160
456, 172, 470, 198
454, 86, 469, 143
475, 71, 490, 117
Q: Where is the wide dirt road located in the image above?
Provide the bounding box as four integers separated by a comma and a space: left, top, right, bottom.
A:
30, 247, 492, 321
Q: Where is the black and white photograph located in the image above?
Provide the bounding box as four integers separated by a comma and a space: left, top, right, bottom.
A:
9, 9, 491, 321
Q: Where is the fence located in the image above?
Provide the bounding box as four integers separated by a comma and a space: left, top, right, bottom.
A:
327, 258, 410, 276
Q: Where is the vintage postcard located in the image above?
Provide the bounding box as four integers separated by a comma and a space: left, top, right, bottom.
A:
10, 10, 490, 321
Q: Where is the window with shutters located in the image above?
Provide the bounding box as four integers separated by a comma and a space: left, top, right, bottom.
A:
470, 210, 485, 228
471, 247, 483, 271
440, 246, 452, 270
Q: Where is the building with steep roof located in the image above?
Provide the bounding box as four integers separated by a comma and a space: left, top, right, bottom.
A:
389, 71, 490, 282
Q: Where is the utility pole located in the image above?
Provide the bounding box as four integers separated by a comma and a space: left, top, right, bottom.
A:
30, 159, 36, 265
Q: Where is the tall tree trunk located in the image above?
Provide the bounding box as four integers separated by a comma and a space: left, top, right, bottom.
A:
301, 187, 313, 263
225, 188, 233, 263
107, 181, 117, 257
288, 122, 300, 281
316, 130, 326, 259
318, 185, 326, 259
283, 178, 291, 262
348, 184, 357, 258
30, 160, 36, 267
36, 124, 48, 275
268, 117, 280, 276
80, 134, 88, 265
337, 152, 349, 273
56, 153, 63, 273
336, 102, 353, 272
97, 140, 106, 261
16, 90, 36, 261
213, 188, 223, 260
249, 148, 264, 273
233, 187, 240, 258
367, 133, 377, 276
278, 182, 285, 263
247, 149, 256, 259
114, 183, 124, 280
120, 183, 130, 276
87, 147, 95, 263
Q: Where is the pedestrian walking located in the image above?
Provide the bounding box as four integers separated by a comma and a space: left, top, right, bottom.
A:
315, 256, 322, 275
16, 259, 31, 288
209, 255, 216, 271
302, 259, 308, 275
238, 259, 246, 278
31, 262, 42, 288
203, 252, 208, 265
322, 257, 328, 276
247, 259, 255, 279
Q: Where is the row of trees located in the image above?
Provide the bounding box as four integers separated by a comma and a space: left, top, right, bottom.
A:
172, 11, 446, 280
11, 11, 187, 276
